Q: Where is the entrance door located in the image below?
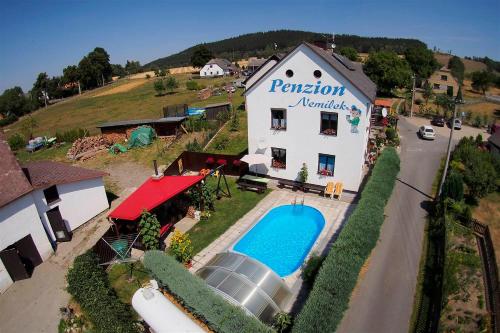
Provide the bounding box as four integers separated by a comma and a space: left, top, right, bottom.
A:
46, 206, 72, 242
16, 234, 43, 267
0, 248, 30, 281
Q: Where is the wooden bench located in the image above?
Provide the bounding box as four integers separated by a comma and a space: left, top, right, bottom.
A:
237, 179, 267, 193
278, 179, 301, 191
278, 179, 324, 195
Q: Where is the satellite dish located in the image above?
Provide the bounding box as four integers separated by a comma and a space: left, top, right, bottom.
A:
381, 108, 388, 117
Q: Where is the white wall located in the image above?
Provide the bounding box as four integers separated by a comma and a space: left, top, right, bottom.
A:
200, 64, 224, 77
0, 195, 54, 293
244, 59, 278, 90
32, 178, 109, 242
245, 45, 371, 191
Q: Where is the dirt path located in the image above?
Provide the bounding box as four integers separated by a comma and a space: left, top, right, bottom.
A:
103, 161, 152, 193
93, 79, 149, 97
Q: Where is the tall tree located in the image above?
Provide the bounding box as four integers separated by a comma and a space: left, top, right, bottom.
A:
78, 47, 112, 89
447, 56, 465, 83
364, 51, 412, 95
31, 72, 50, 107
435, 94, 454, 117
190, 46, 213, 68
471, 70, 495, 94
0, 87, 31, 117
338, 47, 358, 61
111, 64, 126, 77
62, 65, 80, 84
422, 80, 433, 104
404, 46, 439, 79
125, 60, 141, 74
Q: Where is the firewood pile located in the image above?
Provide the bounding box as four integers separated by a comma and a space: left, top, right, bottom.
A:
103, 133, 126, 144
67, 135, 110, 160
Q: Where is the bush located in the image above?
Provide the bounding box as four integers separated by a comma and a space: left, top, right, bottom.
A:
214, 135, 229, 150
441, 171, 464, 202
301, 254, 324, 285
229, 112, 240, 131
385, 127, 396, 140
292, 148, 400, 333
273, 312, 293, 333
185, 138, 203, 152
186, 80, 199, 90
66, 252, 138, 333
143, 251, 273, 333
139, 210, 160, 250
55, 128, 88, 143
0, 114, 18, 127
8, 133, 25, 150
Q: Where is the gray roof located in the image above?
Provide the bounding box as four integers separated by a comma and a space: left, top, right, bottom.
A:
207, 58, 237, 71
97, 117, 186, 128
305, 42, 376, 101
244, 43, 377, 102
203, 102, 231, 109
248, 58, 267, 68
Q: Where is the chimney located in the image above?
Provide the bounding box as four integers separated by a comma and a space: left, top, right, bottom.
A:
151, 160, 164, 181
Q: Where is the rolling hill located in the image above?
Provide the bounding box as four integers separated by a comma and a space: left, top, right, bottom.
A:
144, 29, 426, 69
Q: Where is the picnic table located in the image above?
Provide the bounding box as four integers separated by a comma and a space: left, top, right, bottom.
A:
241, 174, 270, 184
237, 175, 269, 193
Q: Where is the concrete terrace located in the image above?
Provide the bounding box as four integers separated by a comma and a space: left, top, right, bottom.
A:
189, 188, 355, 295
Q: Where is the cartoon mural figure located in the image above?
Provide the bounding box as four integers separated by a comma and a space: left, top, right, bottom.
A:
346, 105, 361, 133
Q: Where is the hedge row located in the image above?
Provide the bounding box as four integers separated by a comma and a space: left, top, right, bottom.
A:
67, 252, 138, 333
143, 250, 273, 333
292, 147, 400, 333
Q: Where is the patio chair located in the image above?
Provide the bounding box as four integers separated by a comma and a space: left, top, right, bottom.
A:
333, 182, 344, 200
324, 181, 335, 198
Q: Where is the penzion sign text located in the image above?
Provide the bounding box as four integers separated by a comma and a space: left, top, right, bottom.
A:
268, 79, 351, 111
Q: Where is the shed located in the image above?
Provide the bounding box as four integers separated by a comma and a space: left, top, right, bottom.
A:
204, 102, 231, 120
97, 117, 186, 137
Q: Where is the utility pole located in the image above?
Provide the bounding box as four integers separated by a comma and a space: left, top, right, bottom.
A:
437, 93, 461, 198
410, 74, 416, 117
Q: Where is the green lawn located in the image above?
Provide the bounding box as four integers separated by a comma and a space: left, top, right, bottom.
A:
188, 177, 270, 255
107, 262, 151, 305
5, 74, 236, 139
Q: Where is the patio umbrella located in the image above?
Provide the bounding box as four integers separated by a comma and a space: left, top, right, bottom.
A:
241, 154, 271, 175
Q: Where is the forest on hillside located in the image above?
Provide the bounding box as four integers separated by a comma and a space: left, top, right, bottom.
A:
144, 30, 426, 69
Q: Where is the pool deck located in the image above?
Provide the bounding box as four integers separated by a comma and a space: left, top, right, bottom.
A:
189, 188, 355, 306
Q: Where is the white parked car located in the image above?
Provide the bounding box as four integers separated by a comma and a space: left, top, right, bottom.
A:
419, 125, 436, 140
448, 118, 462, 130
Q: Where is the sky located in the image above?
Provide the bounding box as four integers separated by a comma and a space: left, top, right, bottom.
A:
0, 0, 499, 92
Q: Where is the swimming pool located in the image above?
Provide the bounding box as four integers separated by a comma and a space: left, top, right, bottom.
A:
233, 205, 325, 277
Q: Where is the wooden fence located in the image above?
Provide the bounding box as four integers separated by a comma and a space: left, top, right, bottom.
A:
472, 219, 499, 333
164, 150, 248, 177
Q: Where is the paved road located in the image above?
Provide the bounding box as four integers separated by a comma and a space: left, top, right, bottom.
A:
337, 117, 489, 333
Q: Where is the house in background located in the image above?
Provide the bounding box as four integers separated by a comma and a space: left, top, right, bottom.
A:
0, 135, 109, 293
244, 54, 285, 90
428, 66, 459, 96
246, 57, 267, 75
200, 58, 237, 77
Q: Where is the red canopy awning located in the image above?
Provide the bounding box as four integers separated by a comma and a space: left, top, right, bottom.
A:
108, 175, 204, 221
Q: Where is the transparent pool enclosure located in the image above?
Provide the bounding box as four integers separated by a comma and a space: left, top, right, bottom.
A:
196, 252, 292, 323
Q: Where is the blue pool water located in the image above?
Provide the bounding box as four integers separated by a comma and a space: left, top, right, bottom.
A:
233, 205, 325, 277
